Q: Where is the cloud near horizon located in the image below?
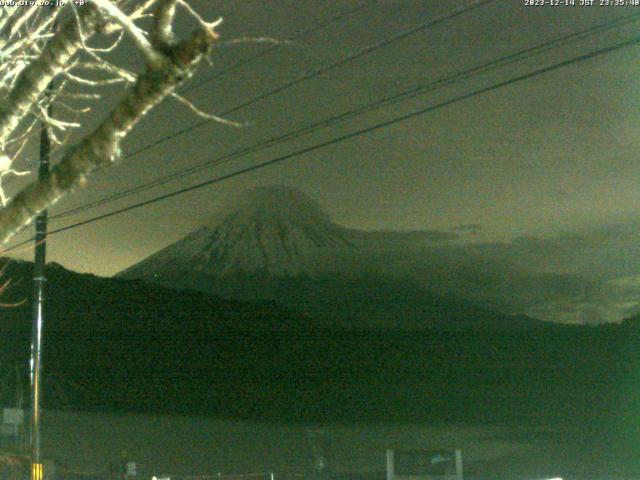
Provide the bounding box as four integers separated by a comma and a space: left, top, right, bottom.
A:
369, 221, 640, 325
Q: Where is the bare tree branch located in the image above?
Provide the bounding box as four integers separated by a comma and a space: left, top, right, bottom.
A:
0, 4, 105, 147
152, 0, 177, 49
91, 0, 163, 66
0, 21, 220, 243
169, 92, 244, 127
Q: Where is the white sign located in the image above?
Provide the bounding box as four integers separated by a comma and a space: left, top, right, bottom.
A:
126, 462, 137, 477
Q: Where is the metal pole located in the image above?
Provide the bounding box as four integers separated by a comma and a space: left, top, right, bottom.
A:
30, 82, 52, 480
455, 450, 463, 480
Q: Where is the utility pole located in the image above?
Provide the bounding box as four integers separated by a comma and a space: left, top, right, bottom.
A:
30, 64, 52, 480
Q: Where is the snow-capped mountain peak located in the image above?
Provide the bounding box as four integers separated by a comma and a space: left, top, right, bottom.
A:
121, 186, 353, 278
206, 186, 332, 227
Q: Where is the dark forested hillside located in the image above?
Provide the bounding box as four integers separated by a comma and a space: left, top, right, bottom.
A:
0, 259, 638, 442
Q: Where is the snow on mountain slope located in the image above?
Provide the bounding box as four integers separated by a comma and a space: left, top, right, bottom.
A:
120, 187, 357, 278
118, 186, 555, 329
121, 186, 462, 281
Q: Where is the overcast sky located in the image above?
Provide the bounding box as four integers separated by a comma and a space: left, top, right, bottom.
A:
5, 0, 640, 324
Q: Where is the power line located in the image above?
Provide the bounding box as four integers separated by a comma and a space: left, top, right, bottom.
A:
51, 0, 498, 219
52, 11, 640, 220
105, 0, 496, 166
9, 32, 635, 250
47, 0, 378, 165
177, 0, 377, 97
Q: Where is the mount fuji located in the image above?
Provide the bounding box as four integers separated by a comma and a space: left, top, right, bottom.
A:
121, 187, 355, 278
118, 186, 547, 330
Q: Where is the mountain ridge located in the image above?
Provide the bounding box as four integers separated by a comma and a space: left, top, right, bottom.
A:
1, 257, 638, 433
118, 186, 550, 330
